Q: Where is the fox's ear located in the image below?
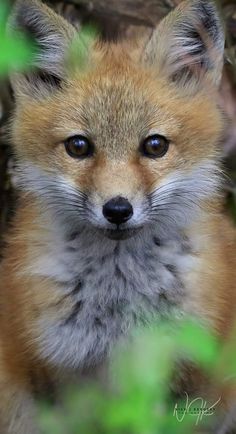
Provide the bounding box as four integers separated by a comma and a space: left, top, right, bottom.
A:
9, 0, 76, 97
143, 0, 225, 89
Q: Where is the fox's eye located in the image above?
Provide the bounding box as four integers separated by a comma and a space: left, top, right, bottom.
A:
64, 135, 94, 159
140, 135, 169, 158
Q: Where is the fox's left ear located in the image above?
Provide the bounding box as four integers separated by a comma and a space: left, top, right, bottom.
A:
143, 0, 225, 89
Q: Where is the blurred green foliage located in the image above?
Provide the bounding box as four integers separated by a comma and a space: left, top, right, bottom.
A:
38, 318, 235, 434
69, 25, 98, 71
0, 1, 35, 76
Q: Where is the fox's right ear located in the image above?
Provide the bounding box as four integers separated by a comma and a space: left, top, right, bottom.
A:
9, 0, 76, 97
142, 0, 225, 91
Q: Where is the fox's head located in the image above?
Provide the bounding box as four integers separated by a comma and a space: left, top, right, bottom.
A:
10, 0, 225, 241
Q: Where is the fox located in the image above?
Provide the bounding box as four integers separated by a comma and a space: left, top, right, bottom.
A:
0, 0, 236, 432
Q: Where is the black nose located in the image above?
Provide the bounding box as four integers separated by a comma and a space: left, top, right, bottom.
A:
103, 196, 133, 225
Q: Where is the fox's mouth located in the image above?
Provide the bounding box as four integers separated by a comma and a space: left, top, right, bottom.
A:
103, 227, 142, 240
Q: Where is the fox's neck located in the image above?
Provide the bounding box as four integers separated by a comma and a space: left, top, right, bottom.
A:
25, 208, 196, 367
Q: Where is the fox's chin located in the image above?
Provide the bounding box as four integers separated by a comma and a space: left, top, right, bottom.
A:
103, 227, 142, 240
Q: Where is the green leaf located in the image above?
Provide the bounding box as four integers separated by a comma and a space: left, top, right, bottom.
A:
0, 1, 35, 76
175, 318, 220, 368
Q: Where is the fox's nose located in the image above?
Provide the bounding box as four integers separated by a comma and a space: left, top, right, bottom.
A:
103, 196, 133, 225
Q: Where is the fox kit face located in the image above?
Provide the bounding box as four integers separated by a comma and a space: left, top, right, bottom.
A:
10, 0, 224, 241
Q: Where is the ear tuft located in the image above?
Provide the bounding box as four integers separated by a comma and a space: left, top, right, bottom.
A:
197, 1, 221, 41
143, 0, 225, 89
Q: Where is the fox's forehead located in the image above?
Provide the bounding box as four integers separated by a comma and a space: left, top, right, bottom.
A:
52, 66, 180, 153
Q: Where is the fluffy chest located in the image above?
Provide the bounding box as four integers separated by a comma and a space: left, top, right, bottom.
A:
31, 229, 195, 368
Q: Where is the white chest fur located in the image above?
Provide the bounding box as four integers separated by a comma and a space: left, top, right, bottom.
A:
29, 226, 195, 369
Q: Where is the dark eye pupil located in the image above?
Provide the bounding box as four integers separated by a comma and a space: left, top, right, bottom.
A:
141, 134, 169, 158
65, 135, 94, 158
